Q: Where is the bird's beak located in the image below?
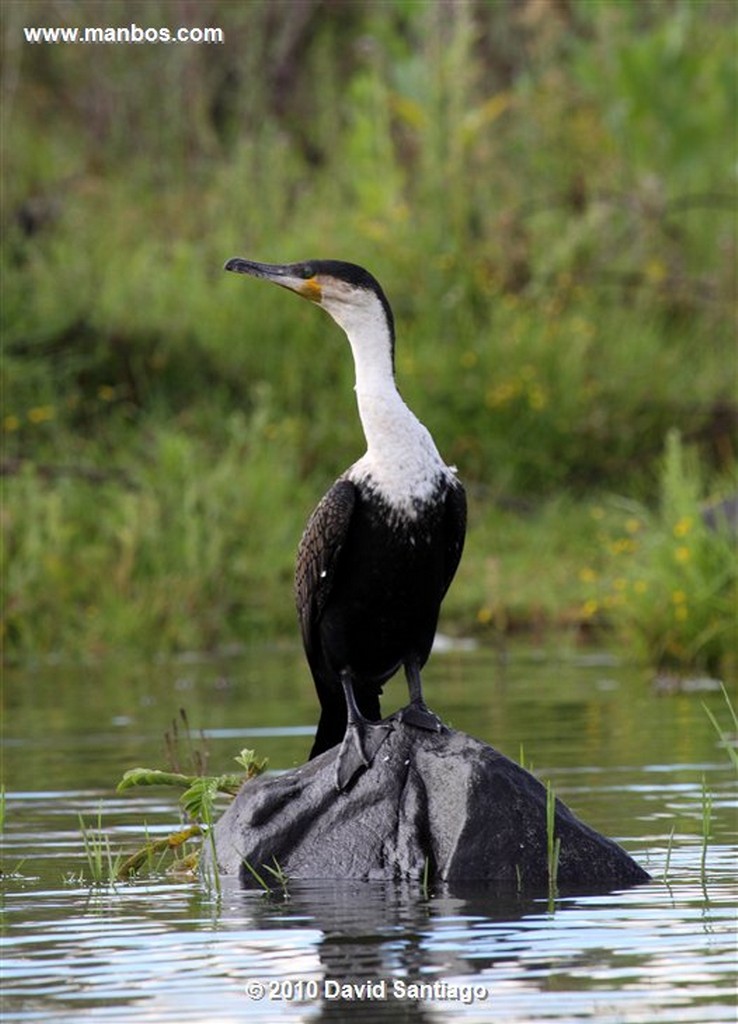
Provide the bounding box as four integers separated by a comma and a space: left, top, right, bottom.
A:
224, 258, 322, 302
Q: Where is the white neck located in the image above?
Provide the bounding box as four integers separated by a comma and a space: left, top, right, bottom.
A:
323, 291, 448, 510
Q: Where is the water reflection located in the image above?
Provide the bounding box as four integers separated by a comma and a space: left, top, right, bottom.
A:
2, 646, 737, 1022
209, 867, 735, 1023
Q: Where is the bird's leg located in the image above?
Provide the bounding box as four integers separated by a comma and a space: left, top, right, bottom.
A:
335, 669, 392, 791
399, 660, 444, 733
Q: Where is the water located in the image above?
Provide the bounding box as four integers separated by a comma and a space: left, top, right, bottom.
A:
2, 644, 737, 1023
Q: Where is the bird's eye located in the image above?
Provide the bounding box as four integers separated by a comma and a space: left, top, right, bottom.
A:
298, 264, 315, 279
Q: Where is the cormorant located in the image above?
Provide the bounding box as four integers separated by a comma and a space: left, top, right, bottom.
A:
224, 258, 467, 789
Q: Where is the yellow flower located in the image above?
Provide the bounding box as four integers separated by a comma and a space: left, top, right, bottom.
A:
3, 415, 20, 432
645, 259, 667, 284
527, 384, 548, 410
672, 589, 687, 604
673, 517, 693, 538
97, 385, 116, 401
580, 599, 599, 619
608, 538, 636, 555
633, 580, 648, 594
485, 381, 520, 408
477, 606, 493, 625
625, 517, 642, 534
675, 546, 691, 564
578, 567, 597, 583
28, 405, 55, 424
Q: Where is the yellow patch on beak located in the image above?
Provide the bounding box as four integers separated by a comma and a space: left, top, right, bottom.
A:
298, 278, 322, 302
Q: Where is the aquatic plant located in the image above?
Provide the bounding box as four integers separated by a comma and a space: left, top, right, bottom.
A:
662, 824, 676, 885
77, 807, 125, 887
421, 855, 431, 900
115, 824, 204, 881
243, 856, 290, 899
546, 779, 561, 902
116, 746, 267, 888
700, 776, 713, 881
703, 684, 738, 771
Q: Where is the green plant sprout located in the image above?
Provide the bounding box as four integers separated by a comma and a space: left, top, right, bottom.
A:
546, 779, 561, 905
243, 856, 289, 898
699, 775, 713, 883
78, 807, 125, 886
702, 684, 738, 771
421, 855, 431, 899
662, 824, 676, 885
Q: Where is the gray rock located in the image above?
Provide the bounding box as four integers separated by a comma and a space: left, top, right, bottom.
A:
205, 717, 650, 889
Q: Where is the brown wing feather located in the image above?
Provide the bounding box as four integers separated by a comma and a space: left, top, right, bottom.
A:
295, 478, 356, 662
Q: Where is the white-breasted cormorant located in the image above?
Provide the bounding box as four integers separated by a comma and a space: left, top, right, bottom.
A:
224, 258, 467, 789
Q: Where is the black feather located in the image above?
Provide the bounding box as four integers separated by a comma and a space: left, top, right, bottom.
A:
296, 474, 466, 757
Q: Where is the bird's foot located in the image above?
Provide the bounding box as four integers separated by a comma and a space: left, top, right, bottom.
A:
335, 720, 393, 791
399, 700, 444, 733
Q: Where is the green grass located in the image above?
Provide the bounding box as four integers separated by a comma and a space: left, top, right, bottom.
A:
2, 0, 735, 674
421, 855, 431, 899
703, 685, 738, 771
546, 779, 561, 902
77, 808, 124, 887
243, 857, 290, 898
700, 775, 713, 881
662, 825, 676, 885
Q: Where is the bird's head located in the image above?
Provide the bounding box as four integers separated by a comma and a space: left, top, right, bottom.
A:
224, 258, 395, 367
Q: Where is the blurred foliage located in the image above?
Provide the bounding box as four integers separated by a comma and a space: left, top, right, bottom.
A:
1, 0, 736, 669
579, 431, 736, 676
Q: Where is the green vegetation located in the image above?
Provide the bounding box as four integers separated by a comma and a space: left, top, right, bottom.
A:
76, 806, 125, 887
578, 432, 736, 676
546, 779, 561, 901
116, 746, 267, 886
662, 824, 676, 886
421, 854, 431, 899
66, 710, 269, 887
659, 686, 737, 885
700, 775, 713, 881
243, 856, 290, 898
2, 1, 735, 675
703, 684, 738, 771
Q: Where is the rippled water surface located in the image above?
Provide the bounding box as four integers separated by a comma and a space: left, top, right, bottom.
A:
2, 645, 737, 1022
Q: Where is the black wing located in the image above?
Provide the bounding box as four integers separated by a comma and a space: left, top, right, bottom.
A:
441, 479, 467, 599
295, 478, 356, 665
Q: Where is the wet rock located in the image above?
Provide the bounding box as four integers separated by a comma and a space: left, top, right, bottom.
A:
205, 717, 650, 889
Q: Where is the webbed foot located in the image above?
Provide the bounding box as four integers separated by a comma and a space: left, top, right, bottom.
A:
401, 660, 444, 733
399, 700, 444, 733
335, 720, 393, 791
